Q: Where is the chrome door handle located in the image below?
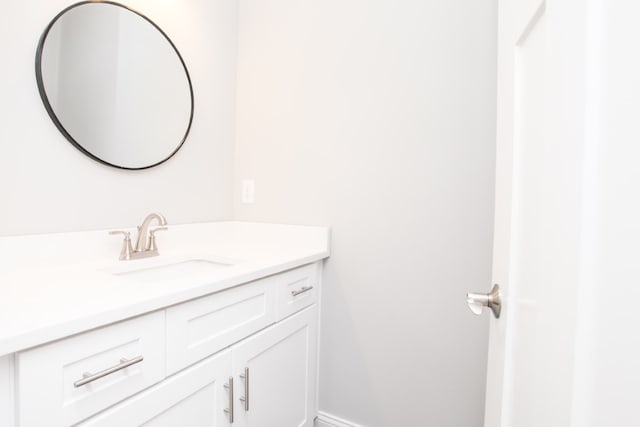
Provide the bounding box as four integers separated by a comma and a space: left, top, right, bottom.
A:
74, 356, 144, 388
239, 367, 249, 411
466, 284, 501, 318
224, 377, 234, 423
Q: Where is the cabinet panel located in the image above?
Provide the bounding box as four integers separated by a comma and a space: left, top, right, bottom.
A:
17, 311, 165, 427
0, 355, 14, 427
275, 263, 318, 321
80, 350, 232, 427
166, 278, 277, 374
233, 306, 318, 427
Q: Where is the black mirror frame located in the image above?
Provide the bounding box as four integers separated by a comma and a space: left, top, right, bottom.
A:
35, 0, 195, 170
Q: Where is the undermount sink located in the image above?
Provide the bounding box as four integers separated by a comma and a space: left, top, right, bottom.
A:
109, 258, 234, 283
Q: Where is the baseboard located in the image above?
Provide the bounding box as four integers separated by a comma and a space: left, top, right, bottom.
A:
315, 411, 363, 427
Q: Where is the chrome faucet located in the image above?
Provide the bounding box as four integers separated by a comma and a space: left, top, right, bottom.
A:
110, 213, 168, 260
134, 213, 167, 252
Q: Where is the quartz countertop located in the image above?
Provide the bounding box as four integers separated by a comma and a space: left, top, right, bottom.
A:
0, 222, 330, 356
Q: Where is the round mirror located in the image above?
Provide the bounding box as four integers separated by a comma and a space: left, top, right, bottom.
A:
36, 1, 194, 170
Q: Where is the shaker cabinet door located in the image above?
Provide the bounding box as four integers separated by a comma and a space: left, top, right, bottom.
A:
232, 305, 318, 427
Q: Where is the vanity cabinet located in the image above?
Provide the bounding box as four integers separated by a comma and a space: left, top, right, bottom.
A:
7, 262, 320, 427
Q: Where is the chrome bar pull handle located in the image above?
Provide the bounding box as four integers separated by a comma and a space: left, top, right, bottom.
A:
74, 356, 144, 388
239, 367, 249, 411
466, 284, 501, 318
291, 286, 313, 297
224, 377, 234, 423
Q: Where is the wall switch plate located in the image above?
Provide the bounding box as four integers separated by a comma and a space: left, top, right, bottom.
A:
241, 179, 255, 204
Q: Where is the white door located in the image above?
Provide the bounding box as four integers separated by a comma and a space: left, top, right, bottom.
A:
469, 0, 592, 426
232, 306, 318, 427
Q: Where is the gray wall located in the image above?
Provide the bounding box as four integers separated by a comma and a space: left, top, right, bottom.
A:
0, 0, 237, 235
233, 1, 497, 425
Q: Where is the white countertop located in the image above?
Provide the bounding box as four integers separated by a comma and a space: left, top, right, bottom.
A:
0, 221, 330, 356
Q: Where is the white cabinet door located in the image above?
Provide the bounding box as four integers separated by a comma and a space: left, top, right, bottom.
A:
232, 306, 318, 427
81, 350, 233, 427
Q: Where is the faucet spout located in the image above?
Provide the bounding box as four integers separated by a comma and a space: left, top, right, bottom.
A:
135, 213, 167, 252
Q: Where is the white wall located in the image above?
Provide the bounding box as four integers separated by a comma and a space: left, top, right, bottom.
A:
0, 0, 237, 235
233, 1, 497, 425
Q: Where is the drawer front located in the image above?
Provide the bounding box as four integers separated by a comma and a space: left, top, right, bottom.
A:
166, 277, 277, 374
79, 350, 232, 427
275, 263, 319, 321
17, 311, 165, 427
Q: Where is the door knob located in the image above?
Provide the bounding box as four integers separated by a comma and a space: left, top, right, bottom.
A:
466, 284, 501, 318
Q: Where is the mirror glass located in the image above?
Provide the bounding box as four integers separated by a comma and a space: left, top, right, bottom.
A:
36, 1, 194, 170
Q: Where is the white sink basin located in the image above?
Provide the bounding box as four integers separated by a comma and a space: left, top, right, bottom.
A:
109, 257, 234, 283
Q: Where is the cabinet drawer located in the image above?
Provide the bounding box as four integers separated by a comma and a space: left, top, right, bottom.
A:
166, 277, 277, 374
17, 311, 165, 427
275, 263, 319, 321
79, 350, 232, 427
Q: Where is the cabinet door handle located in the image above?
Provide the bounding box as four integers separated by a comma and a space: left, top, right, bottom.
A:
291, 286, 313, 297
224, 377, 234, 423
239, 367, 249, 411
73, 356, 144, 388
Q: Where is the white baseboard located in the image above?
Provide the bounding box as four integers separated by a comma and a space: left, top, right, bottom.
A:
315, 411, 363, 427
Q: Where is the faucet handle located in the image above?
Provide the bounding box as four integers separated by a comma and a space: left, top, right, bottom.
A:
148, 227, 168, 252
109, 230, 134, 260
